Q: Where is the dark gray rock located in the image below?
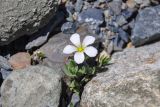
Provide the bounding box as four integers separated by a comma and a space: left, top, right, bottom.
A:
1, 65, 62, 107
131, 5, 160, 46
0, 0, 58, 45
61, 22, 78, 34
0, 56, 12, 70
81, 41, 160, 107
78, 8, 104, 26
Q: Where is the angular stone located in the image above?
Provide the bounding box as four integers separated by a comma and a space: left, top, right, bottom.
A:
81, 41, 160, 107
78, 8, 104, 26
9, 52, 31, 70
1, 66, 62, 107
0, 0, 58, 45
131, 6, 160, 46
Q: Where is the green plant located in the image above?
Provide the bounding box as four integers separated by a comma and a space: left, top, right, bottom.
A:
64, 55, 110, 96
31, 50, 45, 65
98, 55, 110, 67
63, 33, 110, 106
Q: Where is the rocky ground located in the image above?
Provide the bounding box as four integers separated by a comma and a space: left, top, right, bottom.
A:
0, 0, 160, 107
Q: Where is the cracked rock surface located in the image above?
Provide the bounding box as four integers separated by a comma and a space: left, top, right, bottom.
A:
0, 0, 58, 45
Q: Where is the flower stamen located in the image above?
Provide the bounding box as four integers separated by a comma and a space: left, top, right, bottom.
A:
77, 46, 84, 52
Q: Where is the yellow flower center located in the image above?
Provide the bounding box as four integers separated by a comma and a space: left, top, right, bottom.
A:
77, 46, 84, 52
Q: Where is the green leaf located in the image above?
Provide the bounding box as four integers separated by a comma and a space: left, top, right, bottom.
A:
64, 65, 76, 77
69, 102, 74, 107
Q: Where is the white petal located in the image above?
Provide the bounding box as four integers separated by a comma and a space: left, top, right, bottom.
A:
70, 33, 81, 47
84, 46, 98, 57
82, 36, 95, 47
63, 45, 76, 54
74, 52, 85, 64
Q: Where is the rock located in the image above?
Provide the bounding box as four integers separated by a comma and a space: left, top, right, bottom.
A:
39, 33, 70, 71
78, 8, 104, 26
126, 0, 136, 8
1, 68, 11, 80
0, 56, 12, 70
1, 66, 62, 107
68, 93, 80, 107
151, 0, 160, 5
83, 1, 92, 10
81, 41, 160, 107
122, 8, 135, 20
118, 28, 129, 43
134, 0, 150, 8
140, 0, 150, 8
131, 6, 160, 46
109, 0, 122, 15
135, 0, 150, 5
8, 52, 31, 70
116, 15, 127, 26
0, 0, 58, 45
113, 35, 124, 51
61, 22, 78, 34
25, 11, 65, 50
107, 41, 114, 55
75, 0, 84, 12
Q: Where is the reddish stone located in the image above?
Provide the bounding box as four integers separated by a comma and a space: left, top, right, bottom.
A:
9, 52, 31, 70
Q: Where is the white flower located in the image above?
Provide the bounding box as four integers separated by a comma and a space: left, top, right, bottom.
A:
63, 33, 98, 64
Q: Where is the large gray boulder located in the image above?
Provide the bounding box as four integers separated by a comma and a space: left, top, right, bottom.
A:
1, 66, 62, 107
0, 0, 58, 45
80, 41, 160, 107
131, 5, 160, 46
